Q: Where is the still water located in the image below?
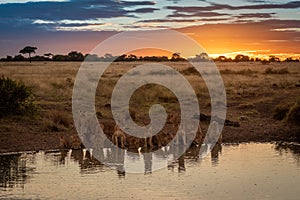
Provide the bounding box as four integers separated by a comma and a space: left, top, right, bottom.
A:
0, 143, 299, 200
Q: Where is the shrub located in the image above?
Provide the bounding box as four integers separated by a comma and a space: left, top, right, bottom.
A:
286, 98, 300, 126
273, 103, 290, 120
180, 67, 200, 76
238, 102, 255, 109
264, 67, 289, 74
42, 110, 70, 132
0, 76, 36, 117
220, 69, 258, 75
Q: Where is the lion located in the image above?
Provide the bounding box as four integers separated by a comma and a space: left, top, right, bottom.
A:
59, 134, 82, 150
112, 124, 126, 148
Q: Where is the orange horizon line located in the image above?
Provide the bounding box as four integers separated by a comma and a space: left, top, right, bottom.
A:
5, 51, 300, 60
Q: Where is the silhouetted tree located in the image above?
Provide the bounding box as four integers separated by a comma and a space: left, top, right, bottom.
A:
31, 55, 47, 61
190, 52, 210, 62
199, 52, 209, 60
115, 54, 127, 62
67, 51, 84, 61
171, 52, 186, 61
1, 56, 13, 61
127, 54, 138, 61
19, 46, 37, 63
52, 54, 68, 61
85, 54, 102, 61
284, 57, 299, 62
13, 54, 26, 61
171, 52, 180, 60
234, 54, 250, 62
269, 55, 280, 62
214, 56, 231, 62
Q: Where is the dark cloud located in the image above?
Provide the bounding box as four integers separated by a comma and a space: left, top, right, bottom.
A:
166, 1, 300, 12
57, 23, 106, 27
138, 18, 231, 24
0, 0, 159, 39
245, 0, 269, 3
0, 0, 156, 21
139, 19, 199, 23
236, 13, 276, 19
176, 19, 300, 51
259, 19, 300, 29
234, 19, 256, 23
120, 0, 155, 6
167, 11, 229, 18
122, 25, 170, 29
166, 0, 207, 2
127, 7, 159, 13
139, 18, 231, 23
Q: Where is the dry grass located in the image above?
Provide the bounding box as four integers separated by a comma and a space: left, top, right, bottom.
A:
41, 110, 71, 132
0, 61, 300, 152
1, 61, 299, 132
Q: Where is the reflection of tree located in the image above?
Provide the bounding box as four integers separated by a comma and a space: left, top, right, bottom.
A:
0, 154, 27, 188
275, 143, 300, 166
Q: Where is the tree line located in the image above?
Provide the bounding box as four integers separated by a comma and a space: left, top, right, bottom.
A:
0, 46, 299, 63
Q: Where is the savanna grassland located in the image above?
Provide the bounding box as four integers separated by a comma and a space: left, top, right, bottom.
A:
0, 61, 299, 153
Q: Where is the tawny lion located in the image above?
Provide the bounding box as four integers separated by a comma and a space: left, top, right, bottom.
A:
113, 124, 126, 148
143, 126, 154, 148
169, 112, 180, 128
60, 135, 82, 150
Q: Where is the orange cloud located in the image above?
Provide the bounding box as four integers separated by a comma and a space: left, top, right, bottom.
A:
176, 20, 300, 57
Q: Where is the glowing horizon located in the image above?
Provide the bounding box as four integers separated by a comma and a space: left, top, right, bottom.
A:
0, 0, 299, 58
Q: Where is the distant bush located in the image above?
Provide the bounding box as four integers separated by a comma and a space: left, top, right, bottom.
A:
238, 102, 255, 109
264, 67, 289, 74
0, 76, 36, 117
220, 69, 258, 75
180, 67, 200, 76
261, 60, 270, 65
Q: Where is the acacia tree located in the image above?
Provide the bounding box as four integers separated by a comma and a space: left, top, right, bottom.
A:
19, 46, 37, 63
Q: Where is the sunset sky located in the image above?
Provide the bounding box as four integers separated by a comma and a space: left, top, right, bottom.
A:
0, 0, 299, 59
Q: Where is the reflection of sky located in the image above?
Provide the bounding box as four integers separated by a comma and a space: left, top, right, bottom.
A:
0, 0, 299, 57
1, 144, 300, 199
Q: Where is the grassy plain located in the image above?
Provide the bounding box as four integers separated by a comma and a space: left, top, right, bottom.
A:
0, 61, 299, 153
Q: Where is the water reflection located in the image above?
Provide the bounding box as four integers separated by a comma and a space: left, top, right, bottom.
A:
0, 142, 300, 190
0, 153, 31, 188
141, 148, 153, 174
274, 142, 300, 166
